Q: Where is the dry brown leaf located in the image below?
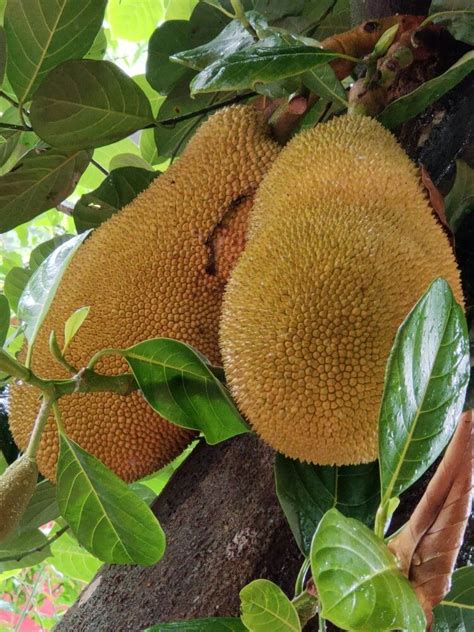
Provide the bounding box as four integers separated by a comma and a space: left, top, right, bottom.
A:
420, 165, 451, 234
388, 410, 473, 629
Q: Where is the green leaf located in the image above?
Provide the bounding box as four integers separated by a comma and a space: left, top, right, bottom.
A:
85, 28, 108, 61
74, 167, 158, 232
432, 566, 474, 630
18, 231, 90, 354
275, 456, 379, 556
146, 619, 245, 632
107, 0, 165, 42
379, 278, 469, 504
309, 0, 351, 39
128, 482, 156, 506
172, 19, 254, 71
190, 45, 344, 94
30, 60, 154, 151
0, 295, 9, 348
253, 0, 303, 20
0, 528, 50, 572
240, 579, 301, 632
311, 509, 426, 631
302, 64, 347, 106
49, 529, 102, 583
378, 50, 474, 128
56, 433, 166, 565
0, 26, 6, 85
123, 338, 249, 444
17, 480, 59, 533
0, 148, 90, 233
445, 160, 474, 232
429, 1, 474, 45
3, 266, 32, 312
147, 21, 193, 95
63, 306, 90, 352
4, 0, 107, 103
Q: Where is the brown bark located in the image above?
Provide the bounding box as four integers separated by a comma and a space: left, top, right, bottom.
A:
55, 434, 303, 631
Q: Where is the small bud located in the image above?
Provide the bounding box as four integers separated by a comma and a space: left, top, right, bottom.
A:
0, 456, 38, 542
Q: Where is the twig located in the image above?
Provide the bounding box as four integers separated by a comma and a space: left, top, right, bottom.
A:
156, 93, 257, 127
0, 122, 31, 132
91, 158, 109, 176
0, 525, 69, 565
14, 567, 44, 632
0, 91, 20, 108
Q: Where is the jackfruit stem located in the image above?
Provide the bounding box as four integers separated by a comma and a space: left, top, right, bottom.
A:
25, 394, 54, 461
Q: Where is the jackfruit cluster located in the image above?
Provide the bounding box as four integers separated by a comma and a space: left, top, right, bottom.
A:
220, 114, 462, 465
9, 105, 280, 482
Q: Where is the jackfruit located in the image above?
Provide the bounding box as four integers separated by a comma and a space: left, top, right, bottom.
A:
0, 455, 37, 542
220, 114, 462, 466
9, 105, 280, 482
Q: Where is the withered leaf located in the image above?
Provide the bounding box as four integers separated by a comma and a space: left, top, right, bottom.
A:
420, 164, 450, 233
388, 410, 473, 629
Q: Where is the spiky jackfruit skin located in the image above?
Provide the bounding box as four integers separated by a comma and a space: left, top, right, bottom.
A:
0, 456, 37, 542
220, 114, 462, 466
10, 105, 280, 482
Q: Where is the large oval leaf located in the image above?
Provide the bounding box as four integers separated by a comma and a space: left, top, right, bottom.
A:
124, 338, 249, 444
378, 50, 474, 128
190, 46, 345, 94
146, 619, 246, 631
18, 480, 59, 532
56, 433, 166, 565
74, 166, 159, 232
30, 60, 154, 150
0, 148, 90, 233
18, 231, 90, 360
429, 1, 474, 45
0, 528, 50, 572
432, 566, 474, 630
311, 509, 426, 631
275, 456, 379, 555
49, 528, 102, 583
379, 278, 469, 505
5, 0, 107, 103
240, 579, 301, 632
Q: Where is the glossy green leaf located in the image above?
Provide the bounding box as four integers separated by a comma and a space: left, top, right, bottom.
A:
4, 0, 107, 103
128, 482, 156, 506
432, 566, 474, 630
378, 50, 474, 128
0, 295, 9, 348
429, 1, 474, 45
0, 26, 6, 85
311, 509, 426, 631
124, 338, 249, 444
29, 234, 73, 272
74, 167, 158, 232
173, 19, 254, 71
56, 433, 166, 565
445, 160, 474, 232
0, 148, 90, 233
191, 45, 344, 94
107, 0, 165, 42
147, 21, 192, 95
49, 529, 102, 583
3, 267, 32, 312
275, 455, 379, 555
18, 480, 59, 532
63, 306, 90, 352
240, 579, 301, 632
379, 278, 469, 504
18, 231, 91, 355
0, 528, 50, 572
30, 60, 154, 150
146, 619, 245, 632
302, 64, 347, 106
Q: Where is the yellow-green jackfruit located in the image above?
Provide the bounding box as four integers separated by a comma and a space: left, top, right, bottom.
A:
9, 105, 280, 482
220, 114, 462, 466
0, 455, 37, 542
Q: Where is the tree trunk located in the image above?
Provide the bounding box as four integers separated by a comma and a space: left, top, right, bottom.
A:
55, 435, 303, 631
56, 2, 473, 629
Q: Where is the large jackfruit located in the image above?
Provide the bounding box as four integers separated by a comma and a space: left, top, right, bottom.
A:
10, 105, 280, 482
220, 114, 462, 466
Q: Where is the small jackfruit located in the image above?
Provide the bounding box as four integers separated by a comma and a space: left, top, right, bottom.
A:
0, 455, 37, 542
9, 105, 280, 482
220, 114, 462, 466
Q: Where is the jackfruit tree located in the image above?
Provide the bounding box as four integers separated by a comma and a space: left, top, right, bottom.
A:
0, 0, 472, 630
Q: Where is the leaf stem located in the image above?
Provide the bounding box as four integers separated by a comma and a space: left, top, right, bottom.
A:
204, 0, 234, 19
155, 92, 257, 127
0, 122, 31, 131
374, 502, 388, 539
91, 158, 108, 176
318, 612, 327, 632
0, 525, 69, 564
0, 90, 20, 108
230, 0, 258, 40
418, 9, 474, 30
294, 557, 311, 596
87, 347, 125, 370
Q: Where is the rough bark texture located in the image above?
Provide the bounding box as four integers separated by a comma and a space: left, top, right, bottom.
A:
56, 2, 473, 630
55, 434, 303, 631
